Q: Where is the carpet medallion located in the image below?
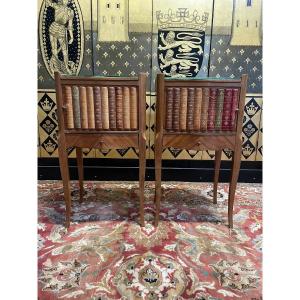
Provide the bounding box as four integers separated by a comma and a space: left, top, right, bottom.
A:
38, 181, 262, 300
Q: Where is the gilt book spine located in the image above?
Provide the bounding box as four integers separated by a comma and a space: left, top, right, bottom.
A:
116, 87, 123, 130
123, 87, 130, 130
221, 89, 233, 131
64, 86, 74, 129
179, 88, 187, 131
71, 86, 81, 129
165, 88, 174, 130
187, 88, 195, 131
86, 86, 95, 129
172, 88, 180, 131
194, 88, 202, 131
230, 89, 239, 131
200, 88, 209, 131
79, 87, 88, 129
94, 86, 102, 130
130, 87, 138, 130
215, 89, 224, 130
207, 88, 217, 131
101, 87, 109, 130
108, 87, 116, 130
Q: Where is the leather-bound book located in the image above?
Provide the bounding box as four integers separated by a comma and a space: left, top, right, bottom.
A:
193, 88, 202, 131
230, 89, 239, 131
187, 88, 195, 131
108, 87, 117, 130
179, 88, 187, 131
86, 86, 95, 129
71, 86, 81, 129
215, 89, 224, 130
200, 88, 209, 131
130, 87, 138, 130
165, 88, 174, 130
123, 87, 130, 130
221, 89, 233, 131
172, 88, 180, 131
93, 86, 102, 130
79, 86, 88, 129
207, 88, 217, 131
64, 86, 74, 129
116, 87, 123, 130
101, 87, 109, 130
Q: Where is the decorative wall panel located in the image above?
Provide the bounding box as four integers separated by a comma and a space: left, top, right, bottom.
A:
37, 0, 263, 162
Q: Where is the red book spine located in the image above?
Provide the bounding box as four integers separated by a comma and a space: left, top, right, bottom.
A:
187, 88, 195, 131
172, 88, 180, 131
221, 89, 233, 131
207, 88, 217, 131
230, 89, 239, 131
165, 88, 174, 130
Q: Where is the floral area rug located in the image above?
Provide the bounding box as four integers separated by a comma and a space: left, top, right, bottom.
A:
38, 181, 262, 300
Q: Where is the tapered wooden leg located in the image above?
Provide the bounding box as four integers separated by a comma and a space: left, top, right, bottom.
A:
58, 142, 72, 228
213, 150, 222, 204
76, 147, 84, 203
139, 136, 146, 227
228, 144, 242, 228
154, 137, 162, 227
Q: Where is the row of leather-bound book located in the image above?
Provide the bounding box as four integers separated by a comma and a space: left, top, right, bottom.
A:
63, 86, 138, 130
165, 87, 239, 132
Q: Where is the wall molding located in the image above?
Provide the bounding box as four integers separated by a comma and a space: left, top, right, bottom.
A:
38, 158, 262, 183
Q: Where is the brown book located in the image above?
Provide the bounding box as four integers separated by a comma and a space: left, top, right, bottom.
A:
64, 86, 74, 129
130, 87, 138, 130
123, 87, 130, 130
179, 88, 187, 131
215, 89, 224, 130
207, 88, 217, 131
108, 87, 116, 130
172, 88, 180, 131
222, 89, 233, 131
116, 87, 123, 130
101, 87, 109, 129
193, 88, 202, 131
200, 88, 209, 131
187, 88, 195, 131
165, 88, 174, 130
79, 86, 88, 129
86, 86, 95, 129
230, 89, 239, 131
71, 86, 81, 129
93, 86, 102, 130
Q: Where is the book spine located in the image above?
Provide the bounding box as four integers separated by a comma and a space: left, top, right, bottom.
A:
207, 88, 217, 131
123, 87, 130, 130
187, 88, 195, 131
165, 88, 173, 130
172, 88, 180, 131
130, 87, 138, 130
230, 89, 239, 131
108, 87, 116, 130
94, 86, 102, 130
193, 88, 202, 131
71, 86, 81, 129
64, 86, 74, 129
179, 88, 187, 131
116, 87, 123, 130
200, 88, 209, 131
215, 89, 224, 130
101, 87, 109, 130
79, 87, 88, 129
86, 86, 95, 129
221, 89, 233, 131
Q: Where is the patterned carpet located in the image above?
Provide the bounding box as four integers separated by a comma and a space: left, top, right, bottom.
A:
38, 181, 262, 300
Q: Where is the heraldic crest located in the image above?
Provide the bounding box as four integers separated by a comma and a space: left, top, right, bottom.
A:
156, 8, 209, 78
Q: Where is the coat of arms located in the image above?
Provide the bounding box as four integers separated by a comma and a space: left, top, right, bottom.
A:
156, 8, 209, 78
39, 0, 84, 78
